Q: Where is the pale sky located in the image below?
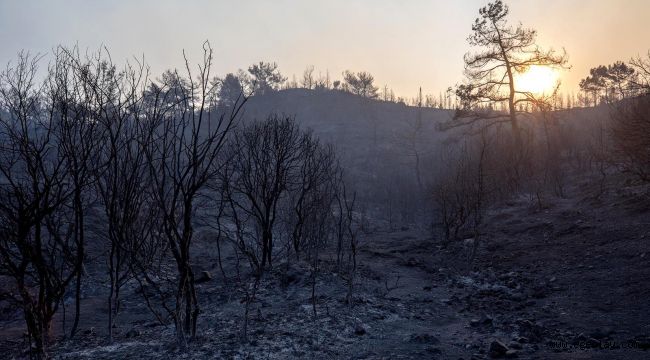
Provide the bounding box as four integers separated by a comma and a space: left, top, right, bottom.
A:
1, 0, 649, 98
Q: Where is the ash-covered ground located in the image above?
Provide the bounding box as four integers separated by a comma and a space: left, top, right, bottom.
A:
2, 172, 649, 359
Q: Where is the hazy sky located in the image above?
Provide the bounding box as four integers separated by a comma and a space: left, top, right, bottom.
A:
1, 0, 648, 98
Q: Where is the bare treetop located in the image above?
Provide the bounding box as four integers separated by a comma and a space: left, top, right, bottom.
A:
452, 0, 569, 141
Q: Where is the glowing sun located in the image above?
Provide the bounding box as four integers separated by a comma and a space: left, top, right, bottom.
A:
516, 65, 559, 95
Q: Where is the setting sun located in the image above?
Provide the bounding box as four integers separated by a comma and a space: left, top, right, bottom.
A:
516, 65, 560, 95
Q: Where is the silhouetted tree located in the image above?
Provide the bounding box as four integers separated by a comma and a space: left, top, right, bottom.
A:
394, 88, 425, 190
0, 52, 77, 358
223, 115, 303, 272
579, 61, 636, 103
216, 73, 245, 110
630, 51, 650, 93
50, 46, 103, 338
142, 43, 246, 347
288, 137, 338, 260
335, 177, 358, 307
452, 0, 568, 144
85, 54, 158, 343
343, 71, 378, 98
302, 65, 315, 89
247, 61, 286, 95
579, 65, 608, 106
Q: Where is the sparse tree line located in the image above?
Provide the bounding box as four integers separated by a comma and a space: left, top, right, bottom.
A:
579, 53, 650, 106
0, 44, 360, 358
459, 52, 650, 113
215, 61, 460, 109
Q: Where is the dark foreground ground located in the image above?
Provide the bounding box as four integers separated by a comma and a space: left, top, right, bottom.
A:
1, 174, 649, 359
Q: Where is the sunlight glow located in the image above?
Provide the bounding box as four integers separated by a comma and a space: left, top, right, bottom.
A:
516, 65, 560, 95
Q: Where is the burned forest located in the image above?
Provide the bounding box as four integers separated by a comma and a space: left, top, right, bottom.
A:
1, 1, 650, 359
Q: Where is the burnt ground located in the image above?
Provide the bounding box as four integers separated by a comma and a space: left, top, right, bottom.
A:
1, 173, 650, 359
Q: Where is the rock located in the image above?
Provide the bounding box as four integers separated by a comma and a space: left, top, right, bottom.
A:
482, 315, 493, 325
125, 328, 141, 338
196, 270, 212, 283
489, 340, 509, 358
471, 315, 493, 327
549, 276, 557, 283
508, 342, 522, 350
505, 349, 518, 358
516, 320, 545, 343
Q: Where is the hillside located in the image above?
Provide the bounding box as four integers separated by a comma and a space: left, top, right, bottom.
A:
246, 91, 449, 163
241, 89, 612, 220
